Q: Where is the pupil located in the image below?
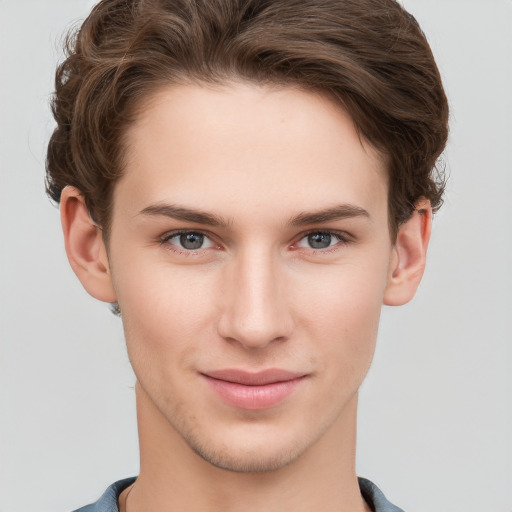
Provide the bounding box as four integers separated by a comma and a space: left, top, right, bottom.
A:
180, 232, 203, 250
308, 232, 331, 249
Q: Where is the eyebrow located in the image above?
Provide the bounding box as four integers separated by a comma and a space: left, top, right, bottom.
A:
139, 204, 230, 227
138, 203, 370, 228
288, 204, 370, 226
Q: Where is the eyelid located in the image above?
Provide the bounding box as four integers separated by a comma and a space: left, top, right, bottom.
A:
291, 229, 354, 252
158, 228, 353, 255
160, 229, 218, 252
296, 228, 352, 240
161, 227, 215, 240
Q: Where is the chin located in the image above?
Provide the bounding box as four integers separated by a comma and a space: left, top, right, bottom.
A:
188, 436, 303, 474
170, 412, 310, 474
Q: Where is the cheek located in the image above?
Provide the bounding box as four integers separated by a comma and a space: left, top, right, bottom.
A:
294, 261, 388, 385
112, 259, 219, 372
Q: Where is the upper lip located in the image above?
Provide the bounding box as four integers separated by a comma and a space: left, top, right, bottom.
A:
201, 369, 306, 386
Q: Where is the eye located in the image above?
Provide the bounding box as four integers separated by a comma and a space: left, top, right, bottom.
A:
162, 230, 215, 251
295, 231, 347, 251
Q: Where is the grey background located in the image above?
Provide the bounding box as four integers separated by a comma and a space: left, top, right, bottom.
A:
1, 1, 511, 511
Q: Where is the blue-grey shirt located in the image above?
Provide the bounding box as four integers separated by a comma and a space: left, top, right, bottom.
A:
72, 476, 405, 512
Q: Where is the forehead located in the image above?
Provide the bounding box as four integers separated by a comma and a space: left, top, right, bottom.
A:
116, 82, 388, 225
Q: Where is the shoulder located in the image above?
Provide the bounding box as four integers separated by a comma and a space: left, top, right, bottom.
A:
71, 477, 136, 512
358, 477, 405, 512
71, 475, 401, 512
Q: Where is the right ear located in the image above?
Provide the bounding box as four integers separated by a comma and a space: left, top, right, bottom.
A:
60, 186, 117, 303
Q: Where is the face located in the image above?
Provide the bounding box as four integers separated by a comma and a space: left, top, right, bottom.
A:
107, 82, 396, 472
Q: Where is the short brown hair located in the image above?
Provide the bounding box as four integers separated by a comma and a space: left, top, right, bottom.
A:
46, 0, 449, 237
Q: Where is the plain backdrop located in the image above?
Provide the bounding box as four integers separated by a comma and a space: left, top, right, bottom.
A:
1, 1, 511, 511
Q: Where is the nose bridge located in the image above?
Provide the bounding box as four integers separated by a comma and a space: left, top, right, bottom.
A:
218, 244, 291, 348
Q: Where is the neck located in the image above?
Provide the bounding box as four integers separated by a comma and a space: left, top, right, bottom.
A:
121, 382, 370, 512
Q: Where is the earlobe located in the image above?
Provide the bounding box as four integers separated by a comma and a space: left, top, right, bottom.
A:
60, 186, 117, 303
383, 198, 432, 306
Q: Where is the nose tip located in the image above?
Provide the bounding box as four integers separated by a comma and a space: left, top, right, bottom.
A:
216, 254, 293, 350
223, 324, 287, 350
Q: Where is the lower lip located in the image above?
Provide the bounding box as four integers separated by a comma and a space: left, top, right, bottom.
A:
202, 375, 305, 410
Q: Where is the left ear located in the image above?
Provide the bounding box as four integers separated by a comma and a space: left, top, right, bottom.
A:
383, 198, 432, 306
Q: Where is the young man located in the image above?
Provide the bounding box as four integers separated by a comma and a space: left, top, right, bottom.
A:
46, 0, 448, 510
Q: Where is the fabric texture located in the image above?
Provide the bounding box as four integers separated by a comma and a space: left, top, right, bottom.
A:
71, 476, 404, 512
359, 477, 405, 512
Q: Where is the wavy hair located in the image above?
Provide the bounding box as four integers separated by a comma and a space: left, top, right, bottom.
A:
46, 0, 449, 237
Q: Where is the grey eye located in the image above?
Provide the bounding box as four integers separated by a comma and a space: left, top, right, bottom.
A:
163, 231, 215, 251
179, 232, 205, 250
307, 232, 333, 249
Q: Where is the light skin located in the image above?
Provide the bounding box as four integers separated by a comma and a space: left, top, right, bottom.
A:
60, 82, 431, 512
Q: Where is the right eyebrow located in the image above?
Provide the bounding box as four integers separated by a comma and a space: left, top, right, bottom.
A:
138, 203, 230, 228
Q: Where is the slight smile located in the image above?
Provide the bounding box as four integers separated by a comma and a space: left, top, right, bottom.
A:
201, 369, 308, 410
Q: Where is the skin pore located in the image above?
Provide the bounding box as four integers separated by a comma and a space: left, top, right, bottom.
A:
60, 82, 431, 512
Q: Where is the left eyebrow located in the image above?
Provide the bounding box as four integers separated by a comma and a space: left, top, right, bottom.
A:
288, 204, 370, 227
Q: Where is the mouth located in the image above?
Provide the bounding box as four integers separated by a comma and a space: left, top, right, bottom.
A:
200, 369, 307, 410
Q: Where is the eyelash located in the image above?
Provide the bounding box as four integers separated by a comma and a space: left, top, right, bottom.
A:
293, 230, 352, 254
159, 229, 353, 256
159, 230, 217, 256
159, 229, 354, 257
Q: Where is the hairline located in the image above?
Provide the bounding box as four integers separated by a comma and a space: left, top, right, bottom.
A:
104, 76, 396, 245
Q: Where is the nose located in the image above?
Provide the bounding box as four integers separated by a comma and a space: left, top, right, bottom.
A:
217, 247, 293, 350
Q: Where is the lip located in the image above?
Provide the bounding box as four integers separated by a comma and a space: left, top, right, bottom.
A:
201, 369, 307, 410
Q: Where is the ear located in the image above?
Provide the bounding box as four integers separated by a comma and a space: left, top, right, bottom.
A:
60, 186, 117, 303
383, 198, 432, 306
